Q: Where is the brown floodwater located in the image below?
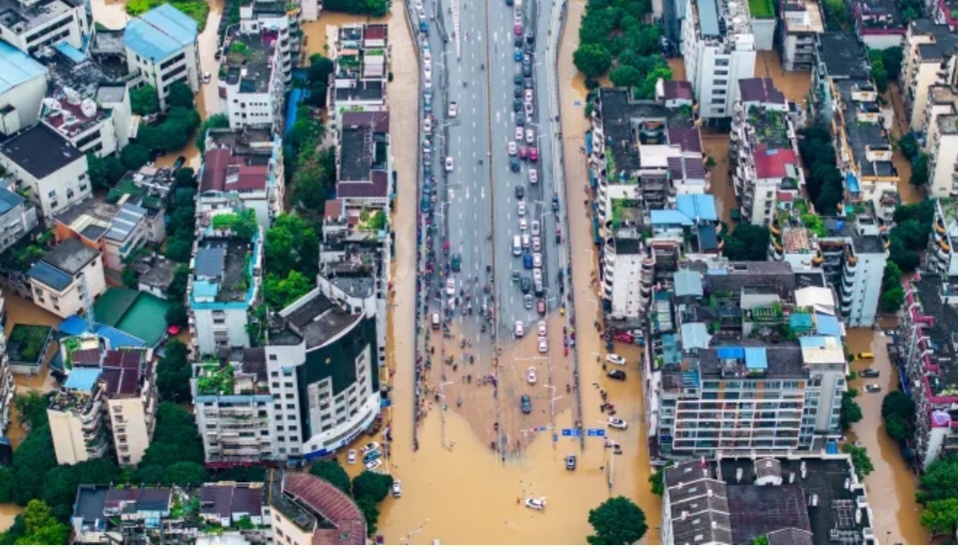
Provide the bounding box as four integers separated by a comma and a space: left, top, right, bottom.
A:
90, 0, 129, 29
702, 132, 736, 227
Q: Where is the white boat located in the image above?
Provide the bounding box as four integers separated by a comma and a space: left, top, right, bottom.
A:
524, 497, 546, 511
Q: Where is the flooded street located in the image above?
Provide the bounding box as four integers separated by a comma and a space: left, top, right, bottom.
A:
90, 0, 129, 29
844, 328, 925, 544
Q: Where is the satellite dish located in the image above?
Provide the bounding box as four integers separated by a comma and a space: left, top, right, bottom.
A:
64, 87, 81, 105
43, 98, 62, 112
80, 98, 97, 118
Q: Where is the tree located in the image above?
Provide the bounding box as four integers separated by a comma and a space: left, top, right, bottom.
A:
131, 84, 160, 115
166, 235, 194, 262
352, 471, 393, 503
356, 496, 381, 534
869, 53, 888, 93
880, 285, 905, 313
14, 391, 48, 429
921, 498, 958, 537
918, 457, 958, 503
87, 154, 126, 190
722, 224, 770, 261
609, 65, 644, 88
163, 461, 209, 485
910, 153, 929, 186
308, 460, 351, 494
121, 143, 150, 170
292, 157, 331, 213
265, 214, 319, 279
840, 391, 863, 430
888, 240, 920, 273
752, 536, 770, 545
168, 264, 190, 301
167, 82, 195, 109
573, 44, 612, 77
650, 461, 674, 495
195, 114, 230, 152
823, 0, 849, 30
882, 392, 915, 424
122, 267, 139, 289
264, 271, 313, 309
155, 339, 191, 403
842, 443, 874, 480
14, 500, 68, 545
140, 402, 205, 468
322, 0, 390, 16
12, 422, 57, 505
136, 464, 166, 484
586, 496, 647, 545
165, 302, 188, 328
42, 459, 120, 519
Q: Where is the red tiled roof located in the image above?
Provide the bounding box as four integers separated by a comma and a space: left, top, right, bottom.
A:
324, 199, 344, 220
71, 349, 102, 366
668, 127, 703, 153
201, 149, 232, 192
202, 149, 268, 193
364, 24, 387, 40
663, 80, 693, 100
283, 473, 366, 545
337, 170, 389, 199
341, 111, 390, 133
230, 165, 268, 192
754, 144, 798, 179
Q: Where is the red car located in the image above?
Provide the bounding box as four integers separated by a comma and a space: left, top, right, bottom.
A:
519, 146, 527, 159
537, 299, 546, 315
514, 23, 523, 35
613, 332, 634, 344
529, 147, 538, 162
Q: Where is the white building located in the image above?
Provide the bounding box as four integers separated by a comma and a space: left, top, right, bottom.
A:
48, 367, 110, 465
779, 0, 824, 71
335, 111, 392, 208
54, 198, 153, 272
928, 199, 958, 276
27, 238, 106, 319
123, 4, 201, 111
900, 19, 957, 133
604, 228, 646, 321
201, 128, 285, 228
0, 186, 38, 254
0, 40, 48, 136
681, 0, 756, 120
0, 0, 89, 56
238, 2, 297, 87
328, 24, 389, 120
218, 30, 287, 132
39, 45, 132, 157
0, 291, 14, 435
0, 123, 91, 219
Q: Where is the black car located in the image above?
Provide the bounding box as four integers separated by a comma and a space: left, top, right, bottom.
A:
859, 368, 880, 378
451, 253, 462, 272
506, 0, 513, 4
515, 114, 526, 126
514, 87, 522, 98
514, 35, 523, 48
523, 65, 532, 77
510, 158, 521, 172
520, 277, 531, 293
524, 77, 533, 89
526, 31, 535, 44
515, 185, 525, 199
514, 73, 523, 85
607, 369, 626, 381
521, 395, 532, 414
513, 99, 522, 111
565, 454, 577, 470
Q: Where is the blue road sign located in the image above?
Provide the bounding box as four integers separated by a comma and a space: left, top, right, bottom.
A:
561, 428, 582, 437
587, 428, 606, 437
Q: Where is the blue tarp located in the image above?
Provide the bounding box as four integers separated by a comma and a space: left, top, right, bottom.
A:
744, 347, 768, 370
676, 194, 718, 222
58, 316, 146, 349
53, 41, 86, 63
650, 209, 693, 226
585, 131, 593, 155
845, 172, 860, 194
716, 347, 745, 360
284, 87, 309, 137
64, 367, 101, 391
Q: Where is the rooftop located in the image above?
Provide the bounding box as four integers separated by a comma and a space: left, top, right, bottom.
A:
697, 261, 797, 296
338, 111, 390, 189
695, 341, 809, 378
124, 4, 197, 61
0, 185, 24, 216
28, 239, 99, 291
821, 217, 886, 254
276, 289, 361, 349
816, 33, 870, 79
739, 78, 786, 106
40, 48, 125, 140
223, 31, 278, 94
854, 0, 905, 31
0, 0, 83, 34
754, 145, 799, 179
782, 0, 824, 33
192, 238, 254, 303
911, 274, 958, 396
0, 39, 46, 96
0, 123, 83, 179
200, 483, 265, 519
334, 80, 385, 103
272, 473, 366, 545
662, 80, 694, 101
55, 199, 120, 241
201, 149, 269, 193
100, 349, 147, 397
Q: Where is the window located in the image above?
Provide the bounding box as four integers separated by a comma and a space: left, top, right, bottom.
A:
711, 98, 725, 104
715, 58, 730, 66
270, 354, 278, 360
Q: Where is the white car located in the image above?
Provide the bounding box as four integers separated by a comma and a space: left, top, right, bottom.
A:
448, 101, 458, 117
608, 417, 628, 430
424, 117, 432, 134
445, 156, 454, 172
533, 253, 542, 268
202, 71, 212, 84
508, 141, 517, 156
424, 63, 432, 78
515, 320, 525, 337
538, 337, 548, 354
446, 278, 455, 296
524, 101, 533, 116
365, 458, 382, 471
392, 480, 402, 498
537, 320, 547, 336
524, 90, 534, 104
425, 75, 432, 89
531, 220, 540, 235
347, 449, 357, 464
527, 366, 537, 384
529, 168, 538, 184
361, 442, 380, 454
424, 50, 432, 63
519, 217, 527, 231
518, 200, 526, 216
532, 236, 541, 252
515, 127, 524, 141
606, 353, 627, 366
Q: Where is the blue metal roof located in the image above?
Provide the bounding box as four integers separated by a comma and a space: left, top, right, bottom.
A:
53, 41, 86, 63
845, 172, 860, 194
681, 322, 711, 350
695, 0, 721, 37
676, 194, 718, 222
64, 367, 101, 392
193, 280, 219, 299
815, 313, 842, 337
674, 269, 704, 297
0, 186, 24, 217
789, 312, 814, 330
58, 316, 146, 349
0, 40, 46, 95
799, 336, 832, 348
28, 261, 72, 291
744, 347, 768, 370
650, 209, 693, 226
124, 4, 197, 61
716, 346, 745, 360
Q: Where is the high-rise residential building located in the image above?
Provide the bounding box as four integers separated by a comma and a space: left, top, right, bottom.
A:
123, 4, 201, 111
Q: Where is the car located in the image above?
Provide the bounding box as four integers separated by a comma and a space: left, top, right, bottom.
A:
424, 50, 432, 63
607, 369, 627, 381
361, 442, 380, 454
532, 268, 542, 284
524, 101, 534, 116
425, 75, 432, 88
508, 141, 517, 156
448, 101, 458, 117
864, 384, 882, 393
529, 147, 539, 162
514, 73, 523, 85
424, 63, 432, 78
537, 321, 547, 337
859, 368, 879, 378
519, 217, 527, 231
515, 113, 526, 126
446, 278, 455, 296
526, 30, 535, 43
214, 49, 222, 60
514, 23, 523, 35
347, 449, 357, 464
515, 185, 525, 199
519, 146, 527, 160
202, 71, 212, 84
506, 0, 513, 5
524, 294, 533, 309
513, 99, 522, 112
613, 332, 633, 344
523, 65, 532, 77
364, 449, 382, 462
525, 127, 535, 143
524, 77, 534, 89
445, 156, 454, 172
606, 353, 627, 366
533, 253, 542, 268
882, 329, 896, 337
608, 417, 628, 430
514, 48, 522, 61
510, 158, 521, 172
515, 127, 524, 141
523, 252, 533, 269
529, 168, 538, 183
538, 337, 548, 353
392, 480, 402, 498
515, 320, 525, 338
520, 277, 531, 293
451, 253, 461, 272
424, 117, 432, 133
365, 459, 382, 471
520, 394, 532, 413
518, 200, 526, 216
532, 236, 541, 251
527, 366, 537, 384
531, 220, 540, 236
537, 299, 546, 315
565, 454, 577, 470
514, 87, 522, 98
514, 35, 524, 47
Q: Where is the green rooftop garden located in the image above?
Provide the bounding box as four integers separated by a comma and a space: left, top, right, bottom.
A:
748, 0, 775, 18
7, 324, 52, 365
61, 336, 82, 371
610, 198, 640, 229
196, 363, 236, 396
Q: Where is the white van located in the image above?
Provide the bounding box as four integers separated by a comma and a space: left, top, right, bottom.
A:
513, 235, 522, 256
522, 233, 531, 249
431, 312, 440, 329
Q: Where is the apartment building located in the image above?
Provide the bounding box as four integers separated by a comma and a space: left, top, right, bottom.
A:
0, 186, 38, 254
38, 44, 132, 157
0, 123, 90, 219
681, 0, 756, 120
644, 262, 849, 458
101, 349, 155, 466
928, 199, 958, 275
269, 472, 366, 546
27, 238, 106, 318
200, 128, 285, 229
328, 24, 389, 121
238, 0, 299, 85
730, 78, 803, 226
851, 0, 906, 50
336, 111, 391, 208
900, 20, 958, 133
0, 40, 47, 136
0, 0, 89, 57
48, 367, 110, 465
930, 0, 958, 26
812, 32, 870, 118
778, 0, 824, 71
188, 214, 263, 356
218, 29, 287, 132
660, 454, 877, 545
0, 297, 15, 434
898, 274, 958, 469
53, 198, 153, 272
123, 4, 200, 111
927, 112, 958, 197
